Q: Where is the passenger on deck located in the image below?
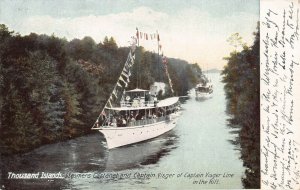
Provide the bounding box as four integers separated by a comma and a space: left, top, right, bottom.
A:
112, 117, 117, 127
117, 117, 122, 127
136, 113, 142, 120
157, 111, 162, 117
122, 118, 127, 127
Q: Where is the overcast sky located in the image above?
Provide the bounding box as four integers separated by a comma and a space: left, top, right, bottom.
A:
0, 0, 259, 69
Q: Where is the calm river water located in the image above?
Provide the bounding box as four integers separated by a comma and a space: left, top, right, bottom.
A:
1, 73, 245, 189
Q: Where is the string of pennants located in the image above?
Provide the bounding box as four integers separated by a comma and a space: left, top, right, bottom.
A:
106, 50, 135, 108
138, 32, 159, 41
93, 40, 137, 128
136, 29, 160, 41
136, 28, 174, 94
103, 37, 138, 110
162, 56, 174, 94
136, 28, 162, 51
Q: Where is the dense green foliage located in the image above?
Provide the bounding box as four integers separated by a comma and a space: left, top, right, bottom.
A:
221, 26, 260, 189
0, 24, 201, 155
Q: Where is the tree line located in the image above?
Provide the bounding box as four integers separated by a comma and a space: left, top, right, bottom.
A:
0, 24, 202, 155
221, 25, 260, 189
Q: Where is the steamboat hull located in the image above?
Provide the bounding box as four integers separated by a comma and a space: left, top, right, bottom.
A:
195, 91, 213, 99
99, 113, 181, 149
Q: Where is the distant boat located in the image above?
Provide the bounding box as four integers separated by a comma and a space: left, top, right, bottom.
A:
195, 80, 213, 100
92, 34, 182, 149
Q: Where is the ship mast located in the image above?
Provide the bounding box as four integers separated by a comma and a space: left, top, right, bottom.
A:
136, 28, 139, 89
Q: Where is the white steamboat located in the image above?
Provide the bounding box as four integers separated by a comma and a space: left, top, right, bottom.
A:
94, 88, 181, 149
195, 81, 213, 99
92, 32, 181, 149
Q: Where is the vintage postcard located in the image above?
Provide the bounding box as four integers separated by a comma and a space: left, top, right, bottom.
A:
0, 0, 299, 189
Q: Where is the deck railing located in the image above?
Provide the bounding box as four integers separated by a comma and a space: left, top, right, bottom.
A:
102, 115, 172, 128
127, 115, 171, 127
120, 100, 155, 107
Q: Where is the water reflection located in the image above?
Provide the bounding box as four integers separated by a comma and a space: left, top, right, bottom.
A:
105, 130, 178, 171
195, 96, 212, 102
1, 127, 178, 189
1, 134, 108, 189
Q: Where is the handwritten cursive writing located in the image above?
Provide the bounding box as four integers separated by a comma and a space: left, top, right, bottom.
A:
261, 1, 300, 189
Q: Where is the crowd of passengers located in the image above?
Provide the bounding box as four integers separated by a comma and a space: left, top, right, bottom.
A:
98, 107, 179, 127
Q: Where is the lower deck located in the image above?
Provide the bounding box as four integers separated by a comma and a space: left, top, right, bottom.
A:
98, 112, 181, 149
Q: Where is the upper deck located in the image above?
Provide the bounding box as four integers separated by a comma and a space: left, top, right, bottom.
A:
108, 88, 179, 111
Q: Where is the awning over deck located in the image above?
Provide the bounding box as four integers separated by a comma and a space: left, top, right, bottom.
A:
157, 97, 179, 107
106, 106, 155, 111
126, 88, 149, 92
